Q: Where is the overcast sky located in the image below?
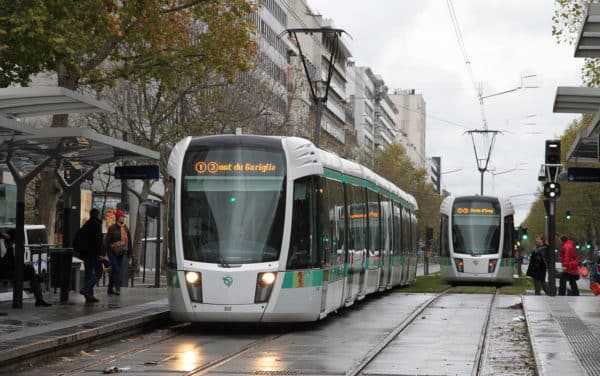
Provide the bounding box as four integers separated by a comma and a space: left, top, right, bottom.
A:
306, 0, 583, 224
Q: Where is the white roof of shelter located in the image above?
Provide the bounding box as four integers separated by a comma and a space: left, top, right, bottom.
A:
0, 87, 113, 118
575, 2, 600, 58
553, 86, 600, 162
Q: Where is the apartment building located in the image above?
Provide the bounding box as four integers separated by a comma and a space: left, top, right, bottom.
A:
285, 0, 352, 146
390, 89, 427, 170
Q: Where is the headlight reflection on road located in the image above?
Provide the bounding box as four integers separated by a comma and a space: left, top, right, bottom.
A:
252, 353, 280, 371
175, 344, 201, 372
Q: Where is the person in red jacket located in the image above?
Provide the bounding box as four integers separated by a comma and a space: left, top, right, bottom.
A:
559, 235, 580, 296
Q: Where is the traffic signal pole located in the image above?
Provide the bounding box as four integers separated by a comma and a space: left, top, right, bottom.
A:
543, 139, 561, 296
547, 200, 557, 296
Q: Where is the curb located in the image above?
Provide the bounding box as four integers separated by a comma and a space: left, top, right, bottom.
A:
0, 308, 169, 365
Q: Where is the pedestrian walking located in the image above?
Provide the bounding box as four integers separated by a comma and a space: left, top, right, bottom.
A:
104, 210, 131, 296
0, 229, 51, 306
558, 235, 580, 296
76, 208, 104, 303
526, 234, 550, 295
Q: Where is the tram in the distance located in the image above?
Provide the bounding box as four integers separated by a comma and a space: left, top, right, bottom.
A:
439, 195, 515, 285
166, 134, 419, 322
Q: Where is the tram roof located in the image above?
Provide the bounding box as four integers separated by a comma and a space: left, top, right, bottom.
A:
169, 135, 418, 210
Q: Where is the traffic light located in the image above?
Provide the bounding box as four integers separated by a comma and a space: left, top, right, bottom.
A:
543, 182, 561, 199
587, 242, 592, 249
566, 210, 572, 220
521, 227, 528, 240
545, 139, 561, 182
576, 243, 581, 250
545, 140, 561, 164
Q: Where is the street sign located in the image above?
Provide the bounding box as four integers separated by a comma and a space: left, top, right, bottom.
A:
566, 167, 600, 182
115, 165, 160, 180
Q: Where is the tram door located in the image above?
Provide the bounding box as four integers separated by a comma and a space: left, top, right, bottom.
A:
344, 184, 365, 305
380, 201, 393, 289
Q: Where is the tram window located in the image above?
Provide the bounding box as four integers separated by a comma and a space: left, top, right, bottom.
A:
347, 184, 367, 253
316, 177, 344, 268
503, 215, 514, 258
167, 177, 177, 268
380, 200, 392, 258
392, 202, 401, 258
287, 178, 315, 269
367, 190, 381, 258
440, 214, 450, 257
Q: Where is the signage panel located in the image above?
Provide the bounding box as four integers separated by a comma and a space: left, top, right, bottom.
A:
566, 167, 600, 182
115, 165, 160, 180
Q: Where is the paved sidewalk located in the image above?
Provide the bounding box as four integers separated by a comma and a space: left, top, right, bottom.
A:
523, 295, 600, 376
0, 277, 168, 369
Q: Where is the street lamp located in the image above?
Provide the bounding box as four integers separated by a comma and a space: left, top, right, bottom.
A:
285, 27, 347, 147
487, 163, 527, 193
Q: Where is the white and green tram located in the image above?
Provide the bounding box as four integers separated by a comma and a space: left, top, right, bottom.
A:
167, 135, 418, 322
439, 195, 515, 285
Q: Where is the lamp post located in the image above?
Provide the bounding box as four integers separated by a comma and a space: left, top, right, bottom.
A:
487, 163, 527, 193
285, 27, 347, 147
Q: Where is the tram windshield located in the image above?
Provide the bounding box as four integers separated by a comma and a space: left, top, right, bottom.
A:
181, 146, 286, 264
451, 199, 501, 255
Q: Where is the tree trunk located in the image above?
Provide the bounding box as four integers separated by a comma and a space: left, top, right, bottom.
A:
39, 65, 79, 243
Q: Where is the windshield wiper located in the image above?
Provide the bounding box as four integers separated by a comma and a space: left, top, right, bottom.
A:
219, 256, 230, 268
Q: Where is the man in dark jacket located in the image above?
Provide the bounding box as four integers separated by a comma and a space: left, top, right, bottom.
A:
76, 208, 104, 303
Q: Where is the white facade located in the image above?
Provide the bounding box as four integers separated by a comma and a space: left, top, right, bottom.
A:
253, 0, 290, 119
390, 89, 427, 170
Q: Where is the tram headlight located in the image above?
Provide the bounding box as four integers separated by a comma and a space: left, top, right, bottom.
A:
488, 259, 498, 273
454, 258, 464, 273
185, 271, 203, 302
255, 272, 277, 303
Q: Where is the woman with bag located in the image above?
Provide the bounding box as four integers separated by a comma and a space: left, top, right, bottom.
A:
559, 235, 580, 296
104, 210, 132, 296
526, 235, 550, 295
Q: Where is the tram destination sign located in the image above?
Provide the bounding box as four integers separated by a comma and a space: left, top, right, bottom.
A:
566, 167, 600, 183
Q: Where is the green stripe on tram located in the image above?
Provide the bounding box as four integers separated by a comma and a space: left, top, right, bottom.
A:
500, 258, 515, 267
323, 168, 343, 182
366, 180, 380, 192
282, 269, 324, 288
439, 257, 453, 266
168, 270, 180, 288
345, 174, 363, 187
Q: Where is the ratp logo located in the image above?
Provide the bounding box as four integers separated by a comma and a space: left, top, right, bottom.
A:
223, 275, 233, 287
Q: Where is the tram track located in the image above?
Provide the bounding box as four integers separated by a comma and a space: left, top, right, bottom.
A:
183, 333, 284, 376
346, 287, 500, 376
345, 288, 451, 376
472, 287, 499, 376
51, 322, 190, 376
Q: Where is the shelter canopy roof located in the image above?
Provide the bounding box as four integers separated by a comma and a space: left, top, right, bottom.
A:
0, 87, 113, 118
575, 3, 600, 58
553, 86, 600, 162
0, 127, 159, 176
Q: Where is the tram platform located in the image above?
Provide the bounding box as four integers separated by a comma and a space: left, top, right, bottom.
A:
0, 275, 168, 370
